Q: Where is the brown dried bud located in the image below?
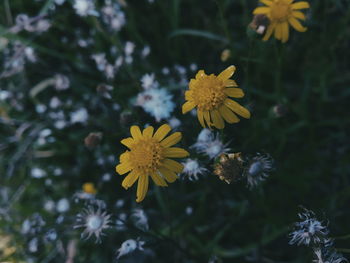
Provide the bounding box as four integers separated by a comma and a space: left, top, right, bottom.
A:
214, 152, 244, 184
249, 14, 270, 35
84, 132, 103, 149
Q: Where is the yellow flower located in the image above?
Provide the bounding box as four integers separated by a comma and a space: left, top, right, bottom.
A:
182, 66, 250, 129
253, 0, 310, 43
83, 182, 97, 194
116, 124, 189, 202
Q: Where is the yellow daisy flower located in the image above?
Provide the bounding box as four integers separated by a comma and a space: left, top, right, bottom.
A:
116, 124, 189, 202
253, 0, 310, 43
182, 65, 250, 129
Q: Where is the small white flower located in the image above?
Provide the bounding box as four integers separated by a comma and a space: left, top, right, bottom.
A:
54, 120, 66, 129
44, 200, 55, 212
74, 201, 112, 243
192, 129, 230, 159
131, 209, 149, 231
313, 247, 347, 263
73, 0, 98, 17
289, 209, 330, 246
162, 67, 170, 75
24, 47, 37, 62
135, 88, 175, 122
54, 74, 70, 90
35, 104, 47, 114
124, 41, 135, 56
115, 213, 127, 231
28, 238, 39, 253
244, 153, 273, 188
0, 90, 12, 100
49, 97, 61, 108
31, 167, 47, 178
141, 46, 151, 58
189, 63, 197, 71
116, 239, 145, 260
91, 53, 107, 71
168, 117, 181, 129
140, 73, 158, 90
181, 159, 207, 181
56, 198, 70, 213
70, 108, 88, 124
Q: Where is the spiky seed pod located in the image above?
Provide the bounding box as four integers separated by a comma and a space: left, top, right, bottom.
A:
214, 152, 244, 184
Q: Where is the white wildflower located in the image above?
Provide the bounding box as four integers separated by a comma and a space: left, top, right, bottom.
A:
140, 73, 158, 90
56, 198, 70, 213
70, 108, 88, 124
116, 239, 145, 260
31, 167, 47, 178
181, 159, 207, 181
244, 153, 273, 188
135, 88, 175, 122
131, 209, 149, 231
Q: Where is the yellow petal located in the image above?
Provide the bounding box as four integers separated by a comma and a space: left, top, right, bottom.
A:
224, 88, 244, 98
163, 147, 189, 158
116, 163, 132, 175
150, 173, 168, 186
121, 138, 134, 148
275, 24, 282, 40
159, 167, 178, 183
211, 109, 225, 129
263, 23, 276, 41
259, 0, 272, 6
203, 111, 211, 127
281, 22, 289, 43
225, 79, 238, 87
119, 151, 130, 163
217, 65, 236, 81
161, 132, 182, 148
130, 126, 142, 140
292, 1, 310, 10
121, 171, 138, 189
161, 159, 184, 173
197, 110, 206, 128
253, 7, 270, 14
289, 17, 307, 32
219, 105, 240, 124
142, 126, 154, 138
292, 11, 306, 20
224, 99, 251, 119
185, 90, 193, 99
136, 174, 149, 202
153, 124, 171, 141
182, 101, 196, 114
195, 70, 205, 79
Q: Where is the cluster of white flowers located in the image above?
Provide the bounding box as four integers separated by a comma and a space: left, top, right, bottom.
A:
101, 1, 126, 31
10, 14, 51, 34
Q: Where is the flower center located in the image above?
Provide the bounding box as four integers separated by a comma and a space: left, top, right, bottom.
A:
87, 215, 103, 230
192, 75, 227, 111
129, 138, 164, 175
270, 1, 291, 21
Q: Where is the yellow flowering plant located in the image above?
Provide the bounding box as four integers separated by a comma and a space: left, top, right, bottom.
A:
182, 65, 250, 129
116, 124, 189, 202
253, 0, 310, 43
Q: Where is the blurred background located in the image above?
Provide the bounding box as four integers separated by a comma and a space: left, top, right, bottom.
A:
1, 0, 350, 262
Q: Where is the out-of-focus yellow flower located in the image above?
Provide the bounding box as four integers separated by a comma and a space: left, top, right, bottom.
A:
83, 182, 97, 194
253, 0, 310, 43
116, 124, 189, 202
182, 66, 250, 129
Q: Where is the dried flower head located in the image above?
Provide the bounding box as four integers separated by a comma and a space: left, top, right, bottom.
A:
249, 14, 270, 34
289, 209, 330, 246
243, 153, 273, 188
84, 132, 103, 149
74, 201, 112, 243
214, 153, 244, 184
